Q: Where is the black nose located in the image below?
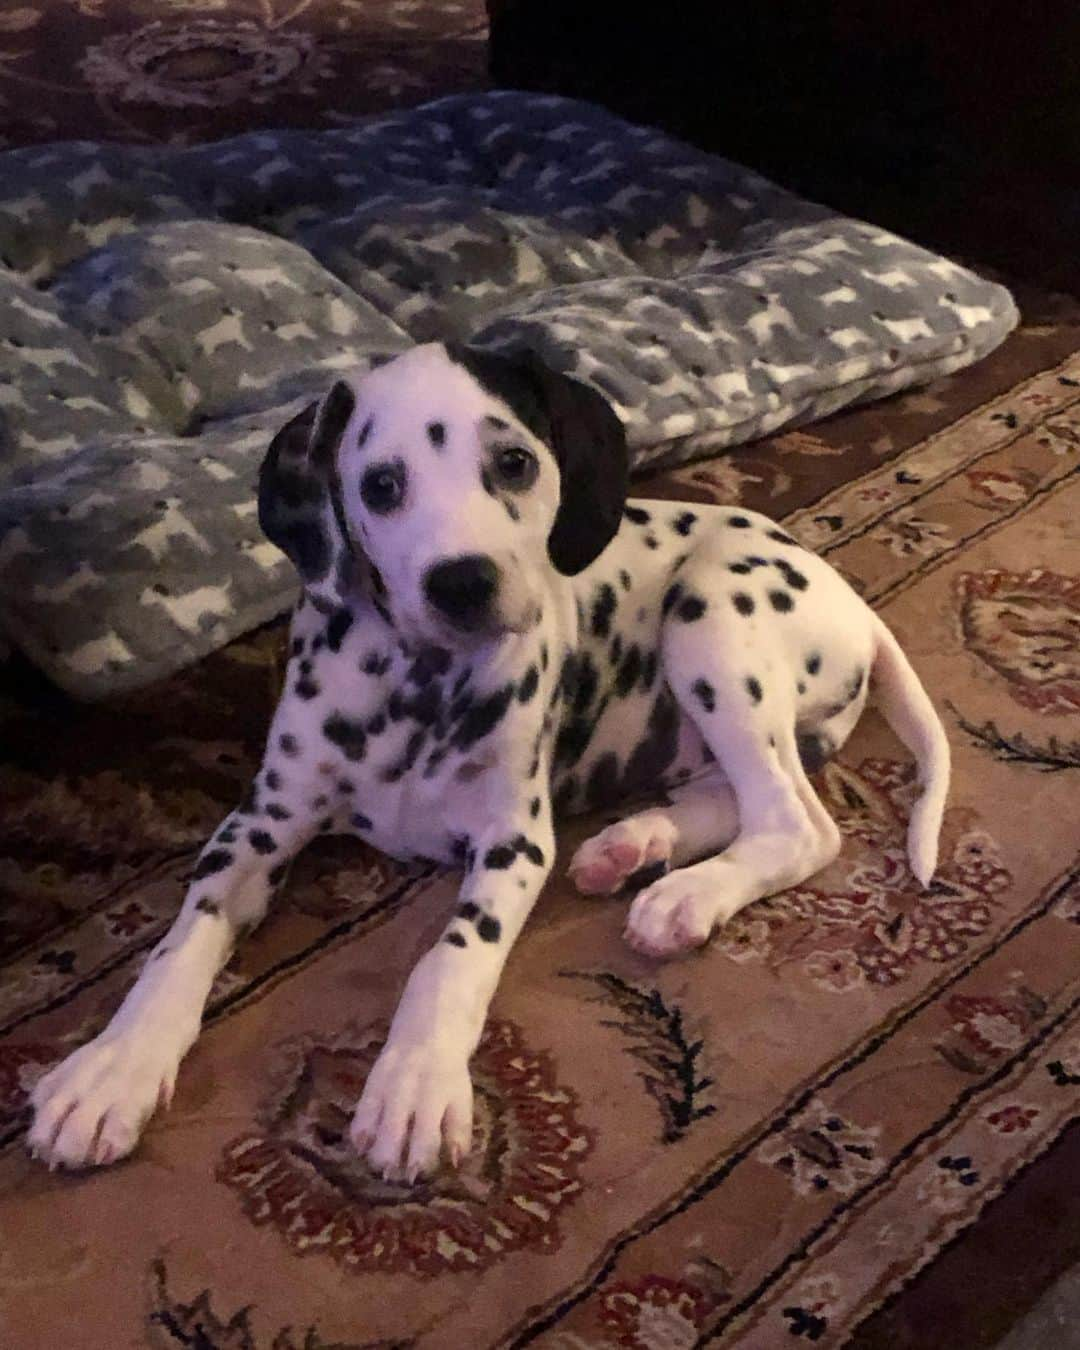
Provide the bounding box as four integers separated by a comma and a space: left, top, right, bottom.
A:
424, 554, 500, 627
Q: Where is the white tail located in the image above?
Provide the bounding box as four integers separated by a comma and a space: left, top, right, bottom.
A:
870, 617, 951, 887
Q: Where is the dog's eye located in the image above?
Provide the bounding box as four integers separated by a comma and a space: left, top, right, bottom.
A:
493, 446, 537, 489
360, 460, 406, 514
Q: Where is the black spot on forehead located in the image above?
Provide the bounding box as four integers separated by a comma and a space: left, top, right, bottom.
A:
619, 569, 633, 591
806, 651, 822, 676
727, 515, 751, 528
445, 931, 467, 948
529, 796, 541, 817
769, 589, 795, 613
265, 769, 282, 791
767, 528, 799, 547
746, 675, 763, 704
624, 505, 651, 525
732, 592, 755, 616
729, 561, 752, 575
644, 533, 660, 549
279, 733, 299, 757
427, 420, 446, 447
195, 896, 221, 916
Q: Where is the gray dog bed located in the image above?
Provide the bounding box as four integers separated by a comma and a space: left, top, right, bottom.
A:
0, 91, 1017, 699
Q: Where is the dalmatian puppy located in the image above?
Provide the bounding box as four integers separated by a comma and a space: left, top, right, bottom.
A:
28, 342, 949, 1181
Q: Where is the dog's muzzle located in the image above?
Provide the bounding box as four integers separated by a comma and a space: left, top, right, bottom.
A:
424, 554, 502, 632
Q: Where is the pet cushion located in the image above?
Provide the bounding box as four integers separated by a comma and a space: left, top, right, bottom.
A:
0, 91, 1017, 699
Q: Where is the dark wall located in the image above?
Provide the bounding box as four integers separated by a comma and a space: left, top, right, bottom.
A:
488, 1, 1080, 290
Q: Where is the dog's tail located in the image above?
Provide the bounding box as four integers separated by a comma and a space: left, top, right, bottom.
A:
870, 616, 951, 887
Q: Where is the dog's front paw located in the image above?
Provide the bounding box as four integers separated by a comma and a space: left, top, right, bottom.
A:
624, 870, 720, 958
350, 1039, 473, 1183
27, 1032, 178, 1170
569, 812, 677, 896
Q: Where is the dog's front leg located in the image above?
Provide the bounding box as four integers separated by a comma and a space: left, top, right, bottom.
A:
28, 797, 318, 1169
351, 804, 555, 1182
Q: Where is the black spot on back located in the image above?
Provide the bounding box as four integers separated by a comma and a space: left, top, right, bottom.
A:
746, 676, 763, 704
806, 652, 822, 676
427, 420, 446, 448
673, 511, 697, 536
733, 592, 755, 616
769, 589, 795, 613
279, 733, 299, 756
774, 558, 808, 590
248, 829, 277, 855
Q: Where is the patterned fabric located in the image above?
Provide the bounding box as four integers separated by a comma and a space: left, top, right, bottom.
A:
0, 91, 1017, 698
1, 285, 1077, 1349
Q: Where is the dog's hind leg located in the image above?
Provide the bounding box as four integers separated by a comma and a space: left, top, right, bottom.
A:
621, 593, 842, 959
568, 770, 740, 896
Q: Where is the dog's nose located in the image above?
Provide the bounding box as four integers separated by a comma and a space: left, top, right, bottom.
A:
424, 554, 500, 627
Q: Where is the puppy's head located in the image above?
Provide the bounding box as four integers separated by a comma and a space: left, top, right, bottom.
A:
259, 343, 628, 647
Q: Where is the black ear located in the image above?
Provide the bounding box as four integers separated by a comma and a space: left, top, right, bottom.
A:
448, 344, 629, 575
258, 380, 361, 607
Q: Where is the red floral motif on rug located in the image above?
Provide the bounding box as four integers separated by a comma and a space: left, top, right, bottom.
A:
716, 758, 1011, 988
955, 567, 1080, 715
597, 1274, 721, 1349
217, 1018, 594, 1276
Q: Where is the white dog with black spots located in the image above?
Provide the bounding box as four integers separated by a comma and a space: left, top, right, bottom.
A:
29, 342, 949, 1181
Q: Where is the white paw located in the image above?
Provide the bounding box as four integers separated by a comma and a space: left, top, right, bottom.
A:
350, 1040, 473, 1184
27, 1032, 178, 1170
624, 870, 722, 958
569, 813, 677, 896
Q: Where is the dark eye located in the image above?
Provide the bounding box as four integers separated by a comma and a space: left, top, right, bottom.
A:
493, 445, 538, 489
360, 460, 406, 514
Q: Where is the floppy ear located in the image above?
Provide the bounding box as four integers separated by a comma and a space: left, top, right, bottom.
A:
449, 345, 629, 575
258, 380, 363, 610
